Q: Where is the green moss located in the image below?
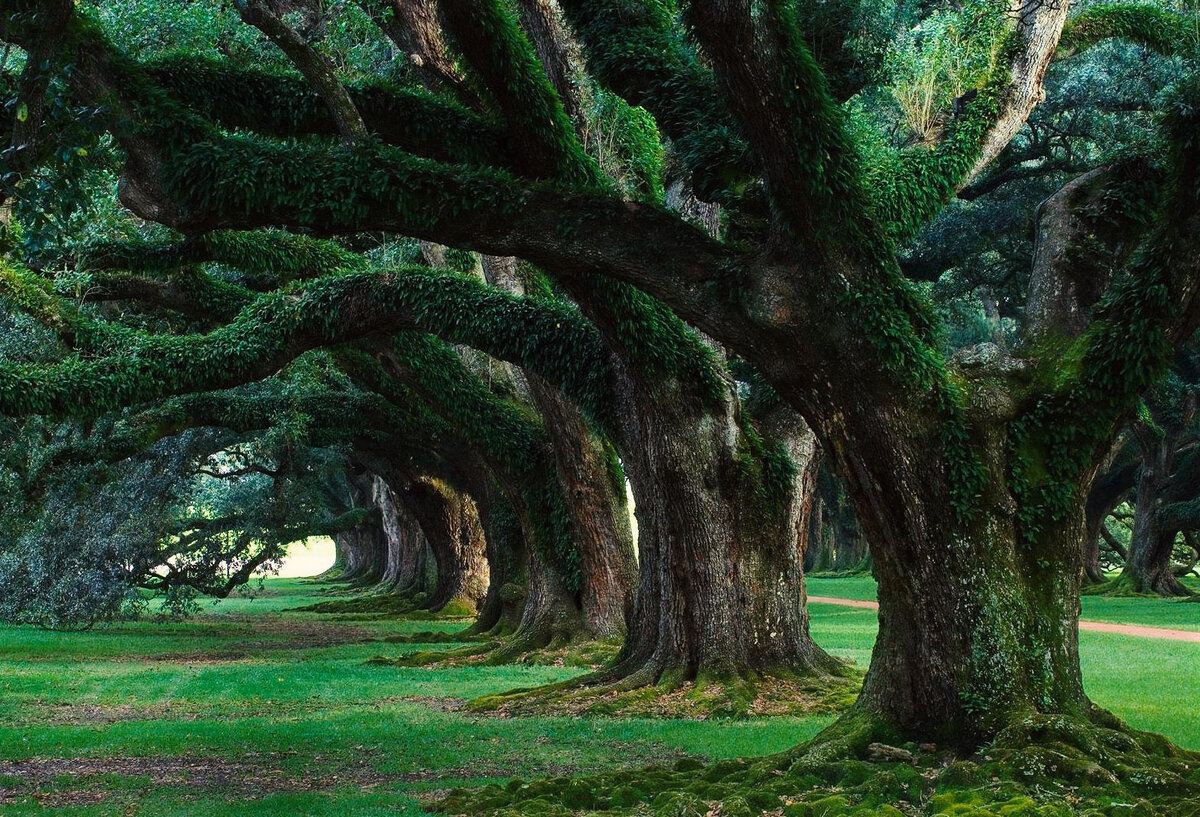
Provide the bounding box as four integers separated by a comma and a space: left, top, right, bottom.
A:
465, 671, 861, 721
1060, 5, 1196, 59
434, 711, 1200, 816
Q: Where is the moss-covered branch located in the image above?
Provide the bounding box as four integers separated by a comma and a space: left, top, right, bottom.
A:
554, 0, 755, 203
1059, 4, 1198, 59
0, 257, 618, 424
80, 230, 364, 284
144, 54, 510, 167
1009, 77, 1200, 541
684, 0, 874, 252
439, 0, 603, 189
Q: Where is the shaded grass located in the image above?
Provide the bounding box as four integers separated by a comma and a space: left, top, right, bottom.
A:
1, 577, 1198, 814
0, 579, 825, 814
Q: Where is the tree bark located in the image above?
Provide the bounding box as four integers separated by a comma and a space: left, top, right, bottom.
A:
468, 493, 527, 637
374, 475, 431, 594
1082, 442, 1136, 585
329, 471, 388, 585
479, 254, 637, 642
401, 478, 490, 613
526, 374, 636, 638
562, 280, 841, 686
1124, 447, 1193, 596
1120, 409, 1197, 597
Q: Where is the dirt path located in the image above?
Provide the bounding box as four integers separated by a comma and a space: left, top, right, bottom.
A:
807, 596, 1200, 643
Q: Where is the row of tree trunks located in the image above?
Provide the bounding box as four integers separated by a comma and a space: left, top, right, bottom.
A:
374, 474, 432, 594
329, 471, 388, 585
805, 467, 872, 574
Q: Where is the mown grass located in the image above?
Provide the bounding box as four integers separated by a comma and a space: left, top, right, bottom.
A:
0, 577, 1197, 814
808, 574, 1200, 631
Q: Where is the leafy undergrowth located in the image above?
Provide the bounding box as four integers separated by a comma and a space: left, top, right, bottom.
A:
469, 671, 863, 720
437, 712, 1200, 817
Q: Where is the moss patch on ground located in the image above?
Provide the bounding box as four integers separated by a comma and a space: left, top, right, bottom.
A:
377, 636, 623, 670
469, 671, 863, 720
437, 711, 1200, 816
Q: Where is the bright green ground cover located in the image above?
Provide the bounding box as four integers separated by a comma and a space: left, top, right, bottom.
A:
0, 577, 1197, 814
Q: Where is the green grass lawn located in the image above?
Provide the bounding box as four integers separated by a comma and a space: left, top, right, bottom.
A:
808, 574, 1200, 631
1, 577, 1197, 814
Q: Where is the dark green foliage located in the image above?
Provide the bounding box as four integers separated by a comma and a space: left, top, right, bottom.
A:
1060, 4, 1198, 58
866, 46, 1012, 242
439, 0, 604, 190
554, 0, 755, 203
145, 53, 511, 167
390, 333, 580, 591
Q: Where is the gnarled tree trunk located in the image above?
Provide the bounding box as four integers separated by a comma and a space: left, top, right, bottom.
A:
374, 475, 431, 593
402, 478, 489, 614
329, 471, 388, 585
480, 254, 637, 643
1124, 453, 1193, 596
607, 372, 841, 686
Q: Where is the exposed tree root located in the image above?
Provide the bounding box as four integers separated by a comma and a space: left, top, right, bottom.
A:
373, 633, 620, 668
434, 708, 1200, 816
292, 591, 476, 618
469, 668, 862, 720
1082, 575, 1196, 599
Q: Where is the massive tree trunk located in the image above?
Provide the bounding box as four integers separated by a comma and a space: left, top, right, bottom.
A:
329, 471, 388, 585
480, 254, 637, 642
608, 371, 840, 685
788, 354, 1095, 745
374, 475, 431, 594
558, 279, 841, 689
849, 456, 1090, 742
526, 374, 636, 638
468, 492, 527, 636
805, 466, 871, 574
401, 478, 489, 614
1082, 442, 1136, 585
1123, 448, 1193, 597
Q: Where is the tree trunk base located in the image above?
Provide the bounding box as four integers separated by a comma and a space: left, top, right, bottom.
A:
468, 664, 862, 719
1082, 573, 1196, 598
378, 618, 606, 668
436, 707, 1200, 816
294, 589, 477, 617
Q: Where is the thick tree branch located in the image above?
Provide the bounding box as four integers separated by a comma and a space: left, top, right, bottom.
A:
360, 0, 481, 107
234, 0, 368, 145
1023, 166, 1113, 345
967, 0, 1073, 182
439, 0, 602, 188
144, 55, 507, 167
554, 0, 755, 204
0, 259, 618, 423
684, 0, 870, 252
1059, 4, 1197, 58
